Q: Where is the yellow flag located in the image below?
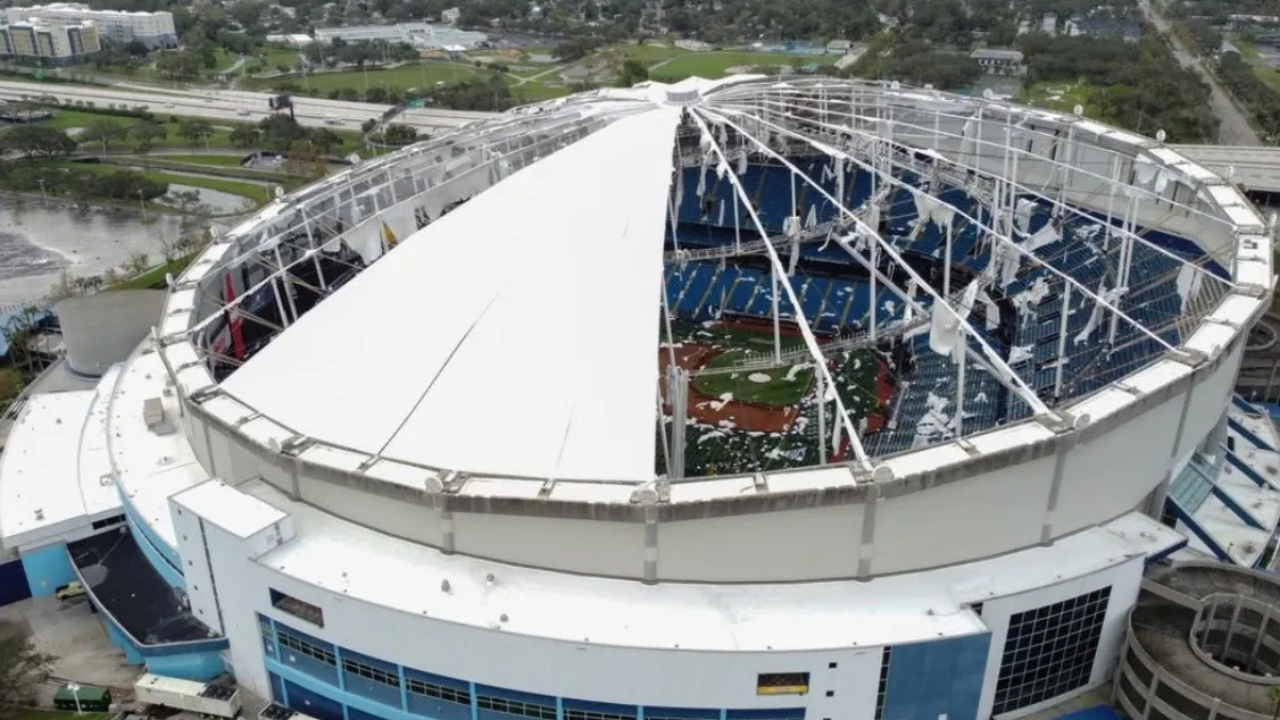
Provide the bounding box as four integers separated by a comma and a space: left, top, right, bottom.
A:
382, 221, 398, 248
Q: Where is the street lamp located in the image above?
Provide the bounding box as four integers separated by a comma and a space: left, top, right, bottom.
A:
66, 682, 82, 716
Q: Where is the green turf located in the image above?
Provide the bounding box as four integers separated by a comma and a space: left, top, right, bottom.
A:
693, 349, 814, 406
659, 319, 887, 476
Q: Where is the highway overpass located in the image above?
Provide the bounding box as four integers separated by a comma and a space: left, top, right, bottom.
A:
1173, 144, 1280, 194
6, 81, 1280, 195
0, 81, 494, 134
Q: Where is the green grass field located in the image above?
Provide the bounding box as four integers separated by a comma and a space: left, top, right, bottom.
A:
693, 348, 815, 406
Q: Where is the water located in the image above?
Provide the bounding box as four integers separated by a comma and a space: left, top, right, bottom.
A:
0, 197, 179, 309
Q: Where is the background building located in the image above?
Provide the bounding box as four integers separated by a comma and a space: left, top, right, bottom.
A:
4, 3, 175, 48
313, 23, 486, 49
0, 17, 99, 64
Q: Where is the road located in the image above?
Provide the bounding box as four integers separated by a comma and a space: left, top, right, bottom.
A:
1139, 0, 1262, 146
0, 80, 497, 133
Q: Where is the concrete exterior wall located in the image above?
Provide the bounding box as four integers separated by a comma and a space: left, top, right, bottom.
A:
57, 290, 165, 377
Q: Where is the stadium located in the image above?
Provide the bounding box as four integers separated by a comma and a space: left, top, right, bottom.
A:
1, 75, 1278, 720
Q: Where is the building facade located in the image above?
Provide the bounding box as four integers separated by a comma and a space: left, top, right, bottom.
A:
4, 3, 174, 48
0, 18, 99, 64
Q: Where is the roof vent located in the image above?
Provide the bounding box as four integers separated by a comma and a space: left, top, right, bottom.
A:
143, 398, 175, 436
665, 88, 700, 105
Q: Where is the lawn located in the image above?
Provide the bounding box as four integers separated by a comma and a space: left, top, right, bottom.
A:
153, 153, 250, 167
693, 348, 814, 406
648, 51, 806, 80
1020, 80, 1095, 114
115, 252, 198, 290
253, 62, 485, 93
509, 81, 573, 102
1231, 36, 1280, 94
47, 160, 271, 204
620, 43, 691, 64
35, 109, 241, 150
16, 712, 111, 720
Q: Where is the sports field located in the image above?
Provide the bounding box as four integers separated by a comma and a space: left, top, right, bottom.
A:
659, 320, 893, 476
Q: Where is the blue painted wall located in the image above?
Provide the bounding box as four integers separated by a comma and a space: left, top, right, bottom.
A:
119, 492, 185, 587
881, 633, 991, 720
21, 543, 76, 598
147, 651, 226, 681
99, 604, 225, 681
0, 557, 32, 606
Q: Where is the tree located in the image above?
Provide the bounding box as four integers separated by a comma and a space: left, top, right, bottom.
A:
178, 118, 214, 147
81, 119, 126, 155
0, 368, 22, 415
155, 51, 201, 81
307, 127, 342, 155
0, 125, 76, 159
616, 58, 649, 87
381, 123, 418, 145
229, 125, 261, 149
129, 121, 167, 154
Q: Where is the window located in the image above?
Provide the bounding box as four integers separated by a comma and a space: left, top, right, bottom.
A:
476, 696, 557, 720
342, 658, 399, 688
92, 514, 125, 531
407, 678, 470, 706
565, 710, 633, 720
874, 647, 891, 720
277, 629, 336, 667
271, 588, 324, 628
756, 673, 809, 696
992, 586, 1111, 715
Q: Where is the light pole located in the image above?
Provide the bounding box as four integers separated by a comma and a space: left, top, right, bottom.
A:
66, 682, 82, 716
137, 189, 147, 221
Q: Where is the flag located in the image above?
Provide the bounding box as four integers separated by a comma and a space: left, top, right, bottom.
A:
382, 220, 399, 249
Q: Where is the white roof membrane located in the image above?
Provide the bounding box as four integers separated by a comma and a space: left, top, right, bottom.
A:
222, 107, 681, 481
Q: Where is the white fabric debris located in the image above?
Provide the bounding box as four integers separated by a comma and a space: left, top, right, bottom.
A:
1073, 280, 1109, 345
1015, 198, 1037, 233
1176, 264, 1204, 313
978, 289, 1000, 331
1026, 223, 1062, 252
